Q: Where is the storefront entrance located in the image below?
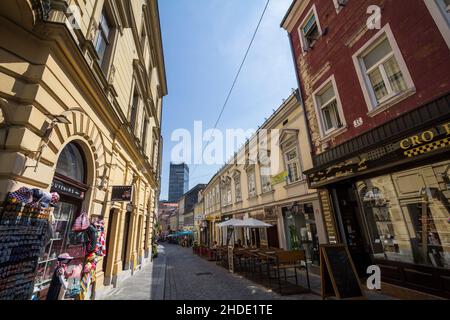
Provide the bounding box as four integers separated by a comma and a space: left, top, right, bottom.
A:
267, 226, 279, 248
331, 184, 372, 277
122, 211, 131, 270
35, 142, 89, 298
282, 203, 320, 266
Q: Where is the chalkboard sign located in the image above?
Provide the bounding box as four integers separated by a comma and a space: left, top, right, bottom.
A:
320, 244, 365, 300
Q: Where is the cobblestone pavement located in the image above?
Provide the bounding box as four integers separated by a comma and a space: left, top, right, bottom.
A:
100, 244, 394, 300
163, 244, 319, 300
101, 244, 320, 300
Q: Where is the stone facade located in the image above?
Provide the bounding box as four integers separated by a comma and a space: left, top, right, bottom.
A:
0, 0, 167, 293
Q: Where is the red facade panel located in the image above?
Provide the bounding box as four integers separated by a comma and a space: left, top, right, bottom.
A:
288, 0, 450, 154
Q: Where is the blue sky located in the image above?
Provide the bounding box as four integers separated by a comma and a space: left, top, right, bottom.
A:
159, 0, 297, 200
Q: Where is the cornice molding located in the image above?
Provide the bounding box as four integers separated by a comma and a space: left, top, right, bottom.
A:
281, 0, 310, 33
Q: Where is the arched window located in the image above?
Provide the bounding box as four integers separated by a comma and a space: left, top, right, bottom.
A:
56, 143, 86, 183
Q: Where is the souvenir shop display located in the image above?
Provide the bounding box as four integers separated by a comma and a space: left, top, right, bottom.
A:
46, 253, 73, 300
0, 187, 60, 300
75, 218, 106, 300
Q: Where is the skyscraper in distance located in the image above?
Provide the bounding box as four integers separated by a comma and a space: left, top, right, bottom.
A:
168, 162, 189, 202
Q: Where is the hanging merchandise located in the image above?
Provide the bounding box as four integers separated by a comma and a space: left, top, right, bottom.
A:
72, 210, 89, 232
75, 217, 107, 300
78, 252, 97, 300
86, 222, 98, 253
94, 220, 106, 257
46, 253, 74, 300
0, 187, 59, 300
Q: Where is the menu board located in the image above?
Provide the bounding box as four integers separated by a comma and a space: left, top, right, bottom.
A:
319, 190, 338, 244
320, 244, 365, 300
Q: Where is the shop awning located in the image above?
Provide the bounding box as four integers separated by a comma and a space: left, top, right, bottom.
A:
167, 230, 194, 238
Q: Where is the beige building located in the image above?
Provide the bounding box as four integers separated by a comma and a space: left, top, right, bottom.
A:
194, 191, 205, 243
0, 0, 167, 297
203, 174, 222, 246
202, 91, 326, 268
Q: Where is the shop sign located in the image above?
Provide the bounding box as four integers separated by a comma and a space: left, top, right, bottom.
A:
194, 213, 205, 221
308, 121, 450, 187
111, 186, 133, 202
264, 207, 277, 219
271, 171, 288, 186
51, 180, 85, 200
319, 190, 338, 244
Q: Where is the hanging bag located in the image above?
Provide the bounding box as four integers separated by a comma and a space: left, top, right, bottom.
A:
72, 211, 89, 232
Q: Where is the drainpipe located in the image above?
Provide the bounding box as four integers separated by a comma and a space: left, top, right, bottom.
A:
287, 33, 314, 161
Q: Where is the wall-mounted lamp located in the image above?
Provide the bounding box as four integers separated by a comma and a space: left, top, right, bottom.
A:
26, 107, 81, 172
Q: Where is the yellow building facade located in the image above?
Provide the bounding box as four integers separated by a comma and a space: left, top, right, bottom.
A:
0, 0, 167, 296
202, 91, 327, 268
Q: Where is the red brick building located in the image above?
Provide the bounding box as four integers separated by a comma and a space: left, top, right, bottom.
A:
283, 0, 450, 298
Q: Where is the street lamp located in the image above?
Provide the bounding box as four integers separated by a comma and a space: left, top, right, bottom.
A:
27, 107, 82, 172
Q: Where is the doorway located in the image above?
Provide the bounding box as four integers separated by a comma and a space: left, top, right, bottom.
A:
121, 211, 131, 270
267, 225, 280, 248
103, 209, 116, 272
332, 184, 372, 277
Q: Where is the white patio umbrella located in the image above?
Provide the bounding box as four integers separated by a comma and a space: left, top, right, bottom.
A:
217, 219, 243, 245
235, 218, 272, 228
216, 219, 243, 228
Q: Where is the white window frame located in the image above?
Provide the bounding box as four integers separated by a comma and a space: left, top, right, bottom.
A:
312, 75, 347, 138
284, 146, 302, 184
352, 24, 415, 114
298, 4, 322, 54
424, 0, 450, 50
260, 165, 272, 193
259, 150, 272, 193
247, 169, 256, 198
234, 173, 242, 202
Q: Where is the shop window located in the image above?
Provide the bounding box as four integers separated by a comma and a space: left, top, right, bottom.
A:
36, 143, 88, 296
353, 24, 415, 112
356, 162, 450, 268
313, 76, 345, 137
424, 0, 450, 49
282, 204, 320, 265
56, 143, 86, 183
298, 5, 322, 53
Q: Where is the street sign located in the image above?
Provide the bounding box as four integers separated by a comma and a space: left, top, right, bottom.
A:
111, 186, 133, 202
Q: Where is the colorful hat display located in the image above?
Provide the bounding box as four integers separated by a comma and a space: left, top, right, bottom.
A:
50, 192, 60, 207
58, 253, 74, 261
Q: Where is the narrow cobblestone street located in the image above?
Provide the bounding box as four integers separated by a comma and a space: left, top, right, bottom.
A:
101, 244, 320, 300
